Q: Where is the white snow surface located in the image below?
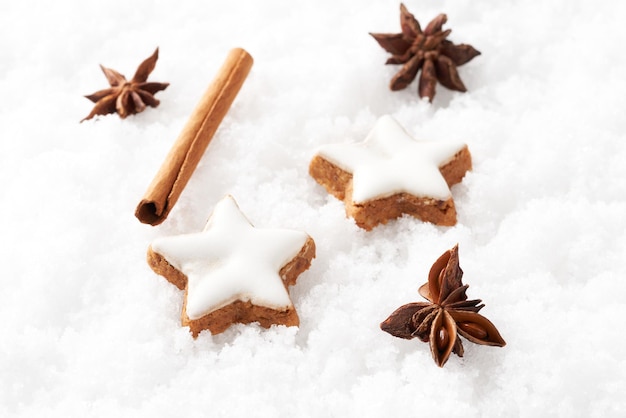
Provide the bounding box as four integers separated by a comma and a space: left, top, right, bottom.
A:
1, 0, 625, 417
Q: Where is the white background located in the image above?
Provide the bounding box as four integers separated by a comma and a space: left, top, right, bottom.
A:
1, 1, 625, 416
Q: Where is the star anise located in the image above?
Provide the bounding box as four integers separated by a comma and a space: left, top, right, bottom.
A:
380, 244, 505, 367
370, 3, 480, 102
81, 48, 169, 122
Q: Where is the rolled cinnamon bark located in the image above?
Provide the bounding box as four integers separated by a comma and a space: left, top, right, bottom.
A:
135, 48, 253, 225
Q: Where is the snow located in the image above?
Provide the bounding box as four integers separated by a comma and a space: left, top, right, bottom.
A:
1, 0, 625, 416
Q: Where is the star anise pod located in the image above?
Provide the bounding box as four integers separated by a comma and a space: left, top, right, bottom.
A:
370, 3, 480, 102
381, 244, 505, 367
81, 48, 169, 122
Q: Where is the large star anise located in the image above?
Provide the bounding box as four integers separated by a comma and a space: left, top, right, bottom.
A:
370, 3, 480, 102
81, 48, 169, 122
381, 244, 505, 367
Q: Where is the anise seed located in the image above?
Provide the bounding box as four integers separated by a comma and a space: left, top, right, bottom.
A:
436, 327, 449, 351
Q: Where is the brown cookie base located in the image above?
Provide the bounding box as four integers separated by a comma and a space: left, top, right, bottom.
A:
181, 298, 300, 337
147, 237, 315, 337
309, 146, 471, 230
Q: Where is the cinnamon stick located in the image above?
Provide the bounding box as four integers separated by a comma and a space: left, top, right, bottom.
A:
135, 48, 253, 225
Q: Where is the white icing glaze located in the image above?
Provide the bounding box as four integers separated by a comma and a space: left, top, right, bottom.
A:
151, 195, 309, 320
316, 115, 467, 202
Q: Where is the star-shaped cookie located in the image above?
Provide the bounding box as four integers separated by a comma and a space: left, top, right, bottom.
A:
309, 115, 471, 230
147, 195, 316, 337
